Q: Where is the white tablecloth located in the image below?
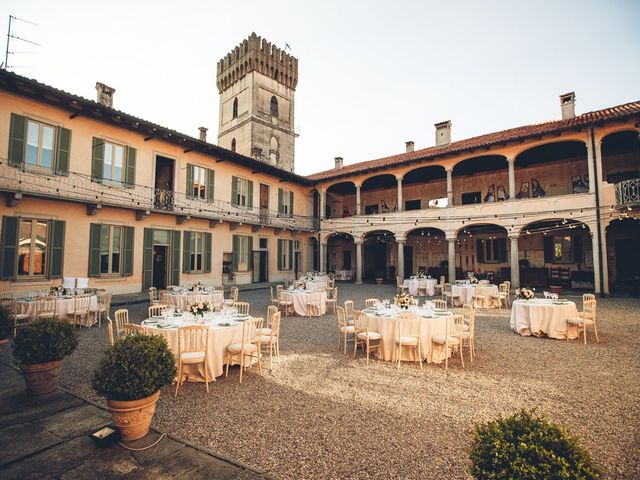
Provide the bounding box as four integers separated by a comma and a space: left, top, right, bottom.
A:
451, 284, 499, 307
282, 291, 327, 316
510, 299, 579, 340
306, 280, 328, 291
403, 279, 437, 296
17, 295, 98, 323
164, 292, 224, 311
335, 270, 352, 281
142, 317, 247, 381
364, 308, 455, 364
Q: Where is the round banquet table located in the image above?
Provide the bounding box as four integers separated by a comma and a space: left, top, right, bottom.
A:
363, 307, 455, 364
510, 299, 579, 339
306, 280, 328, 291
142, 315, 250, 381
163, 291, 224, 311
451, 284, 499, 307
334, 270, 352, 281
403, 279, 437, 296
282, 290, 327, 316
16, 295, 98, 324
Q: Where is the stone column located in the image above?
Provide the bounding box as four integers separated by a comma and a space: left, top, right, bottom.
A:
397, 177, 403, 212
319, 189, 326, 219
446, 169, 453, 206
591, 228, 610, 295
397, 237, 405, 280
320, 242, 327, 274
447, 237, 456, 283
355, 184, 361, 216
509, 234, 520, 289
355, 237, 363, 284
585, 141, 596, 194
507, 157, 516, 200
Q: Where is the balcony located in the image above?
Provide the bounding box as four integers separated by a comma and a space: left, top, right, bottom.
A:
0, 162, 317, 232
615, 178, 640, 209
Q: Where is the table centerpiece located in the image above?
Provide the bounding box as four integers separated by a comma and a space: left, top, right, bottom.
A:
394, 292, 416, 310
515, 287, 536, 300
188, 300, 215, 316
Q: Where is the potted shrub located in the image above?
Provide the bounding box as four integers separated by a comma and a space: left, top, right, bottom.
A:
0, 306, 11, 345
92, 334, 176, 441
12, 319, 79, 395
469, 409, 603, 479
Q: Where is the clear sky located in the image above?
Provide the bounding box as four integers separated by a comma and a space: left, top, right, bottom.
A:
2, 0, 639, 175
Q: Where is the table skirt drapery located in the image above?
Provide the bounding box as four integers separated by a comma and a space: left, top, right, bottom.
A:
164, 292, 224, 311
510, 299, 579, 339
282, 291, 327, 316
451, 284, 499, 307
17, 295, 98, 325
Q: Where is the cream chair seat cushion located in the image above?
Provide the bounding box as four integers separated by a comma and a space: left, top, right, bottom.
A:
37, 312, 56, 319
257, 335, 275, 343
356, 331, 382, 340
340, 325, 356, 334
15, 313, 31, 320
256, 327, 272, 336
567, 317, 593, 325
227, 343, 258, 354
432, 335, 460, 345
180, 351, 206, 363
395, 336, 419, 345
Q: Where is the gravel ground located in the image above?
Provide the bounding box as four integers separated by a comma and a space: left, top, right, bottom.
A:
3, 284, 639, 479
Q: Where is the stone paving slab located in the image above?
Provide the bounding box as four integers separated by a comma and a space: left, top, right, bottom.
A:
0, 361, 269, 480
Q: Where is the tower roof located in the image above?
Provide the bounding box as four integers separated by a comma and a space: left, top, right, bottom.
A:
216, 33, 298, 93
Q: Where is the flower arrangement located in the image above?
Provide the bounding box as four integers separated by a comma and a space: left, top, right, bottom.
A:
49, 285, 65, 295
416, 271, 426, 279
394, 292, 416, 309
188, 281, 206, 292
515, 287, 536, 300
468, 276, 479, 284
188, 301, 214, 316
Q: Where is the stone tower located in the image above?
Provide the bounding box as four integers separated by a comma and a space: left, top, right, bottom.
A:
216, 33, 298, 172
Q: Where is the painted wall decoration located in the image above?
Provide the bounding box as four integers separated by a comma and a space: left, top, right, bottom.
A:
496, 185, 509, 201
572, 175, 589, 194
484, 184, 509, 202
516, 181, 530, 199
531, 178, 546, 197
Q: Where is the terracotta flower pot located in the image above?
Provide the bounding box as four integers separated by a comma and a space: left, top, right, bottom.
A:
19, 359, 64, 395
107, 390, 160, 441
0, 338, 9, 346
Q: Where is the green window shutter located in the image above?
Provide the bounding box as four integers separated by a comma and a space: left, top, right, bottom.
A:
55, 127, 71, 176
171, 230, 181, 286
88, 223, 102, 277
142, 229, 153, 290
8, 114, 26, 168
204, 232, 212, 273
247, 236, 253, 270
186, 164, 194, 198
125, 147, 136, 187
277, 239, 282, 271
206, 169, 215, 201
278, 188, 283, 213
183, 231, 192, 274
247, 180, 254, 208
231, 176, 238, 205
288, 240, 293, 270
476, 239, 484, 263
232, 235, 239, 271
123, 226, 134, 276
0, 216, 19, 280
91, 137, 104, 181
48, 220, 65, 279
289, 191, 294, 216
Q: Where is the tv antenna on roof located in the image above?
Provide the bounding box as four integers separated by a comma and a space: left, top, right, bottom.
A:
4, 15, 40, 71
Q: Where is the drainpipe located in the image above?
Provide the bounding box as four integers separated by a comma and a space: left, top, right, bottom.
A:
590, 126, 605, 296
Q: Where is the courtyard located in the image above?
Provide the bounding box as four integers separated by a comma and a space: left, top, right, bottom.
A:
2, 283, 638, 479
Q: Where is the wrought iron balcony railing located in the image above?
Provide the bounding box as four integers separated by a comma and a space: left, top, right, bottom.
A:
0, 162, 318, 231
615, 178, 640, 209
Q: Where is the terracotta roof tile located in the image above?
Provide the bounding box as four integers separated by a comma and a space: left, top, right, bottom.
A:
306, 101, 640, 182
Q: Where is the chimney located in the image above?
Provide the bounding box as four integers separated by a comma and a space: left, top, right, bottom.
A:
198, 127, 208, 142
435, 120, 452, 147
95, 82, 115, 108
560, 92, 576, 120
405, 141, 415, 153
334, 157, 343, 169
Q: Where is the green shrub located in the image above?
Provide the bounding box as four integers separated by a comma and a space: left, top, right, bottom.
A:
12, 319, 79, 364
469, 410, 603, 480
92, 334, 176, 401
0, 306, 11, 340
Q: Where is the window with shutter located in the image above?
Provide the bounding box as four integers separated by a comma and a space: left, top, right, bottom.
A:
204, 233, 212, 273
171, 230, 181, 286
123, 226, 134, 276
8, 114, 26, 168
142, 229, 154, 290
1, 216, 19, 280
48, 220, 65, 279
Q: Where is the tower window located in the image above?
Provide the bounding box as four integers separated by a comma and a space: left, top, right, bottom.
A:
231, 138, 236, 152
232, 97, 238, 118
270, 96, 278, 117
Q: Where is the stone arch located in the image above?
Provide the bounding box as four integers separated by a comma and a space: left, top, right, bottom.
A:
600, 130, 640, 184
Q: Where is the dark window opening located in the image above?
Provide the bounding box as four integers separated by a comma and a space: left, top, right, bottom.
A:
405, 199, 421, 211
461, 191, 481, 205
270, 96, 278, 117
365, 204, 379, 215
232, 97, 238, 118
231, 138, 236, 152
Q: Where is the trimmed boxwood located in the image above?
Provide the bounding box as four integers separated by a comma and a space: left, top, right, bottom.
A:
0, 306, 11, 340
12, 319, 79, 364
469, 409, 603, 480
92, 334, 176, 401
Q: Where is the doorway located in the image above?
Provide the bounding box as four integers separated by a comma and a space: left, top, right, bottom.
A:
252, 251, 269, 283
259, 183, 269, 223
364, 243, 387, 281
153, 245, 168, 289
404, 245, 413, 278
154, 156, 174, 210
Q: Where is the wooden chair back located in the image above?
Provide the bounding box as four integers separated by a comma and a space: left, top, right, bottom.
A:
148, 287, 157, 304
124, 323, 145, 335
267, 305, 278, 327
107, 317, 115, 347
231, 286, 239, 302
433, 299, 447, 310
74, 294, 91, 313
234, 301, 250, 315
148, 304, 168, 317
336, 306, 347, 328
113, 309, 128, 339
365, 298, 379, 308
36, 296, 56, 317
397, 312, 421, 338
344, 300, 354, 320
178, 325, 208, 355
